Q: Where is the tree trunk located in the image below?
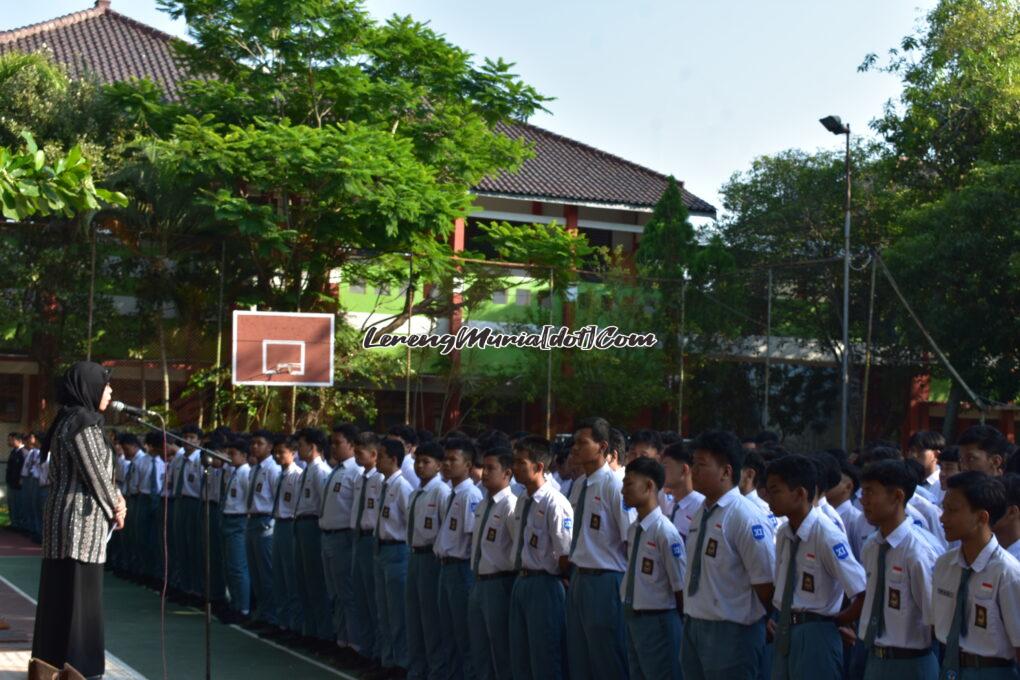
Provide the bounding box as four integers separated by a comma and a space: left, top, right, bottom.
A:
942, 381, 965, 441
156, 307, 171, 412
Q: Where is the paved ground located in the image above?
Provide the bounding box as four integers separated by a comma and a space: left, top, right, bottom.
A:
0, 529, 360, 680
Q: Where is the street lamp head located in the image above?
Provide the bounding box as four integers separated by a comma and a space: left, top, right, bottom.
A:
820, 115, 849, 135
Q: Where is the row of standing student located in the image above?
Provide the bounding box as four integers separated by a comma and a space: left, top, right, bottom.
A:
5, 431, 50, 543
102, 419, 1020, 680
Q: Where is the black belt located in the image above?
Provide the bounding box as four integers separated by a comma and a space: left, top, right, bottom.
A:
477, 571, 516, 581
576, 567, 621, 576
519, 569, 558, 578
377, 540, 405, 547
275, 517, 295, 522
412, 546, 434, 554
627, 608, 674, 617
871, 645, 931, 660
960, 652, 1015, 669
249, 513, 272, 519
357, 529, 375, 538
790, 612, 835, 626
223, 513, 247, 517
323, 528, 352, 535
296, 515, 318, 520
439, 557, 468, 566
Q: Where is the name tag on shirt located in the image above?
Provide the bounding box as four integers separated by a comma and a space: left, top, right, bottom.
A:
589, 514, 601, 531
486, 527, 497, 542
888, 588, 900, 610
256, 483, 263, 492
382, 506, 390, 519
230, 489, 237, 498
641, 558, 654, 575
705, 538, 718, 558
424, 518, 433, 530
284, 492, 292, 502
450, 518, 458, 530
529, 533, 538, 548
367, 499, 375, 509
333, 482, 341, 493
801, 572, 815, 593
975, 605, 988, 628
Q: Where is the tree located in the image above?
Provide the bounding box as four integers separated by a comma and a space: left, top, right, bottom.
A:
636, 177, 734, 431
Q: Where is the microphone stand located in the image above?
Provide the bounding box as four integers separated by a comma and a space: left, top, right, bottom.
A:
122, 415, 230, 680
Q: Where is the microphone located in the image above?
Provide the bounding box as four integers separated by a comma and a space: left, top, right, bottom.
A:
110, 401, 158, 418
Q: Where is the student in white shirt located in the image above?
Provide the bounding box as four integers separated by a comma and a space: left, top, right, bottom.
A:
620, 457, 684, 680
221, 440, 251, 622
931, 471, 1020, 678
349, 432, 384, 671
766, 454, 867, 680
374, 438, 414, 676
467, 447, 518, 680
405, 441, 452, 680
293, 428, 333, 646
681, 430, 776, 680
626, 430, 674, 515
508, 435, 573, 680
607, 428, 627, 483
740, 449, 779, 531
244, 430, 282, 629
993, 474, 1020, 561
143, 431, 169, 584
825, 456, 866, 559
855, 460, 940, 680
905, 430, 946, 505
566, 417, 635, 680
434, 437, 484, 680
388, 424, 421, 490
320, 423, 362, 660
270, 435, 305, 636
812, 453, 849, 537
661, 442, 705, 541
958, 425, 1010, 477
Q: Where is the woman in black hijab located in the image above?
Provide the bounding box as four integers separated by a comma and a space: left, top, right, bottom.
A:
31, 361, 126, 680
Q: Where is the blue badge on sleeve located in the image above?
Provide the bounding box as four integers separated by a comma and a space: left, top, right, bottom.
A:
751, 524, 765, 541
833, 543, 849, 560
671, 543, 682, 558
913, 519, 924, 528
469, 501, 479, 513
563, 517, 572, 532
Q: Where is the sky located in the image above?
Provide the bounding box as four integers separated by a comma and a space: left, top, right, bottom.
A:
6, 0, 939, 217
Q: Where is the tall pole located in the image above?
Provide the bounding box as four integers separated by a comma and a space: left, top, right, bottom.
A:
840, 125, 851, 452
677, 278, 687, 436
763, 268, 773, 430
213, 241, 226, 428
86, 222, 97, 361
546, 268, 554, 440
405, 253, 414, 425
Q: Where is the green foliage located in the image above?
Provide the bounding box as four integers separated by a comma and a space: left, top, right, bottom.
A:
0, 132, 126, 220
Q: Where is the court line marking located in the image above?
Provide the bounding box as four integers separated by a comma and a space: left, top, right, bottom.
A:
0, 572, 146, 679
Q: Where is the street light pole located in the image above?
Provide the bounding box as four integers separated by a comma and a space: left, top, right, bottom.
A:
821, 115, 851, 452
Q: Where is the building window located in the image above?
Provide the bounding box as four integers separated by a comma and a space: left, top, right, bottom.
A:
515, 289, 531, 306
0, 373, 23, 423
492, 290, 508, 304
349, 279, 366, 294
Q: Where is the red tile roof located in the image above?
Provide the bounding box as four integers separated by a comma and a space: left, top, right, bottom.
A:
0, 0, 188, 99
1, 1, 715, 216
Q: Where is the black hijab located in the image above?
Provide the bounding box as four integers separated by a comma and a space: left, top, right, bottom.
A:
40, 361, 111, 458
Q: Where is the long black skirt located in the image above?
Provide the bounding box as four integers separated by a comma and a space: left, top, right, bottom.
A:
31, 558, 105, 678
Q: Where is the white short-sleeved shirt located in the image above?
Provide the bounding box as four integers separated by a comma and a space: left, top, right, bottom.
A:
376, 469, 413, 541
319, 457, 363, 530
202, 467, 222, 503
37, 458, 50, 486
247, 457, 281, 515
20, 448, 37, 479
817, 497, 847, 536
773, 508, 867, 616
834, 499, 866, 559
621, 507, 685, 611
273, 463, 303, 519
1006, 539, 1020, 562
222, 464, 250, 515
569, 463, 636, 572
434, 478, 483, 560
683, 486, 777, 625
919, 468, 943, 505
152, 456, 168, 497
569, 474, 586, 508
745, 489, 780, 531
857, 517, 938, 649
510, 482, 573, 574
167, 451, 186, 496
930, 536, 1020, 660
908, 493, 947, 550
295, 457, 331, 517
408, 475, 451, 547
400, 454, 420, 490
124, 454, 144, 497
350, 468, 383, 532
659, 489, 675, 516
470, 486, 517, 574
853, 504, 944, 554
181, 450, 203, 499
669, 490, 705, 541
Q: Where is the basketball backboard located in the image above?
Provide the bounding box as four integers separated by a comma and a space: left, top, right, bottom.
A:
232, 311, 335, 386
